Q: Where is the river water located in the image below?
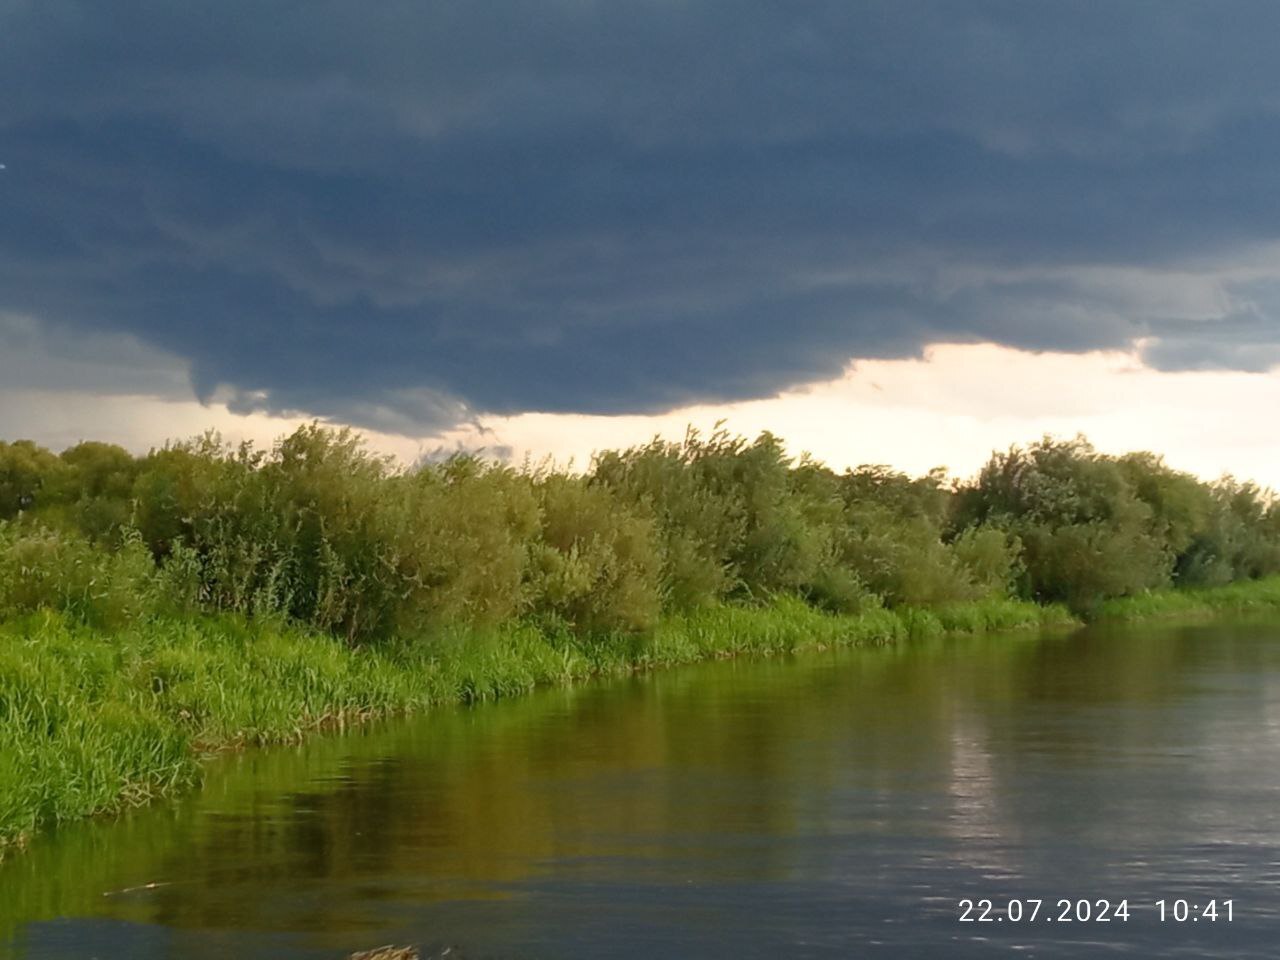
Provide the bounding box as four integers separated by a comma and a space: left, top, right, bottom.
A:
3, 619, 1280, 958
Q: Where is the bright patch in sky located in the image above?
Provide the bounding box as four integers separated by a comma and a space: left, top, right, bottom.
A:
4, 337, 1277, 488
6, 5, 1280, 484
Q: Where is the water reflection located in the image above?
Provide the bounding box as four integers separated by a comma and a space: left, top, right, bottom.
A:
4, 620, 1280, 958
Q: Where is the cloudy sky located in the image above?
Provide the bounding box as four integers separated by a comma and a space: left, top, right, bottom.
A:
4, 1, 1280, 483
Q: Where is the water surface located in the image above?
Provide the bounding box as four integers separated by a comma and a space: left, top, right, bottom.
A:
3, 619, 1280, 958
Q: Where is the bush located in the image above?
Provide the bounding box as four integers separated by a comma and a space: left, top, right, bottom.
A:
3, 423, 1278, 637
593, 428, 848, 607
0, 440, 67, 520
0, 524, 157, 628
830, 467, 990, 608
529, 475, 662, 633
951, 526, 1024, 599
389, 457, 541, 630
955, 436, 1175, 613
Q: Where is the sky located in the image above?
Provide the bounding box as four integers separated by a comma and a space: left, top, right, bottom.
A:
3, 1, 1280, 485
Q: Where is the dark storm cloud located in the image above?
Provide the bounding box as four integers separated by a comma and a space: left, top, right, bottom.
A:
4, 1, 1280, 430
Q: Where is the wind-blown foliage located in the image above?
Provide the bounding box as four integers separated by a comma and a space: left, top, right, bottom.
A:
954, 436, 1280, 613
5, 423, 1280, 857
2, 426, 1279, 633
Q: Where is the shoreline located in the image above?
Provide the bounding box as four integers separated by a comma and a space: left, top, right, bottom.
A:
4, 577, 1280, 860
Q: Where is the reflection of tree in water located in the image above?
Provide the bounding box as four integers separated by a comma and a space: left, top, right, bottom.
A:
6, 621, 1280, 948
936, 622, 1280, 880
120, 668, 811, 932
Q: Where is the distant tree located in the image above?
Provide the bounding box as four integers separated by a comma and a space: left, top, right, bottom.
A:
0, 440, 65, 519
58, 441, 140, 541
955, 436, 1171, 613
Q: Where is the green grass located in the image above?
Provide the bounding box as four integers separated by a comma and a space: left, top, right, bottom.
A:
3, 578, 1278, 860
0, 595, 1070, 858
1099, 574, 1280, 621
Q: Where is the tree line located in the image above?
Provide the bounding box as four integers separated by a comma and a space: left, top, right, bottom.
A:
2, 426, 1278, 639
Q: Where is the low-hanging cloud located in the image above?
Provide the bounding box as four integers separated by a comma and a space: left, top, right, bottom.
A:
5, 1, 1280, 434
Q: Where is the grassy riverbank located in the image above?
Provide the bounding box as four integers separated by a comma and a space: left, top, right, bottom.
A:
5, 423, 1280, 862
1099, 576, 1280, 621
0, 595, 1074, 859
8, 578, 1280, 860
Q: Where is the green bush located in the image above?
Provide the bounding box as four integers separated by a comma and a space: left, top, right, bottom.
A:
0, 524, 157, 628
951, 526, 1024, 599
389, 456, 540, 630
530, 474, 662, 633
830, 467, 990, 608
593, 429, 855, 607
955, 436, 1175, 613
0, 440, 67, 520
3, 423, 1279, 635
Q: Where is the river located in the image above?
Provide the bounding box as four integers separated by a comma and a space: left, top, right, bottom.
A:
3, 618, 1280, 958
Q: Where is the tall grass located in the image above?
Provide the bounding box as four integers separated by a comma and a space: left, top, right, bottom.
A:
0, 592, 1074, 858
1099, 576, 1280, 621
3, 572, 1277, 859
